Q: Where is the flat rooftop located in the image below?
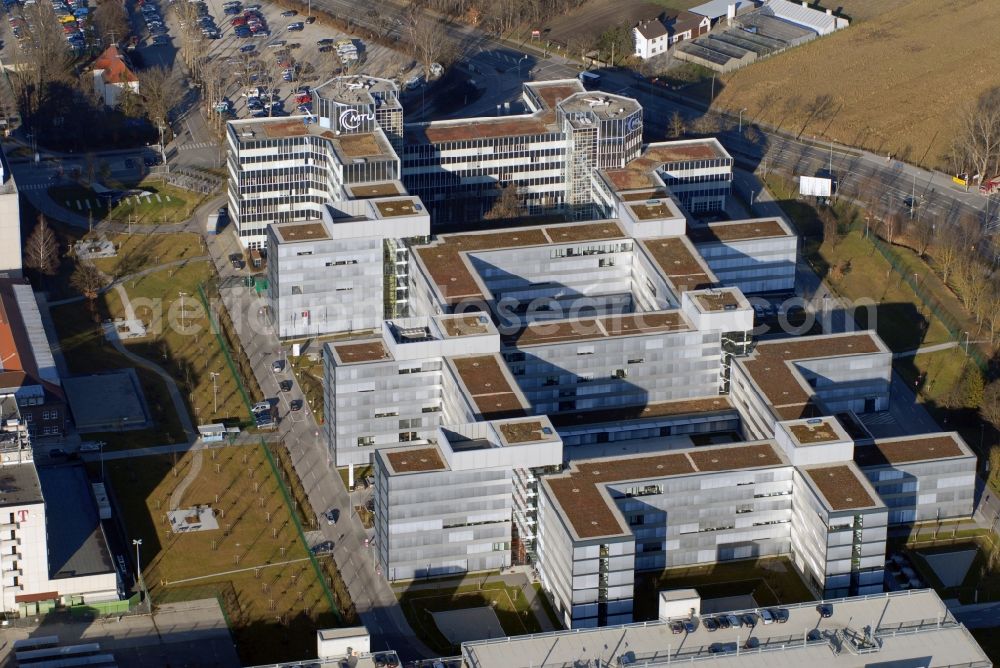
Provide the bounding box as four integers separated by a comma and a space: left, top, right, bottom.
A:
413, 222, 625, 304
332, 340, 392, 365
406, 115, 554, 144
313, 75, 399, 106
462, 590, 988, 668
787, 418, 842, 445
383, 446, 447, 474
603, 139, 730, 192
737, 332, 886, 420
526, 80, 585, 111
557, 93, 642, 124
0, 462, 42, 506
231, 118, 397, 163
450, 354, 526, 419
629, 199, 679, 221
497, 420, 554, 445
438, 314, 493, 338
640, 236, 717, 293
692, 289, 742, 312
374, 198, 421, 218
688, 218, 793, 243
39, 465, 115, 578
509, 312, 689, 347
346, 182, 405, 198
803, 463, 879, 511
854, 432, 971, 468
545, 441, 783, 540
548, 396, 734, 428
271, 222, 330, 243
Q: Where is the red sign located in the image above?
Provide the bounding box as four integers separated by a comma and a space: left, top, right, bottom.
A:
531, 29, 541, 37
16, 509, 28, 522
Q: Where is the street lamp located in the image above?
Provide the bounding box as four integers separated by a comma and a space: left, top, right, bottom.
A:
210, 372, 220, 414
738, 107, 747, 134
963, 331, 970, 355
132, 538, 145, 604
178, 292, 188, 330
98, 440, 106, 483
519, 54, 529, 80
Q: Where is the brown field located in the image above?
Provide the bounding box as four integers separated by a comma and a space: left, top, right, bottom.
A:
714, 0, 1000, 170
541, 0, 701, 46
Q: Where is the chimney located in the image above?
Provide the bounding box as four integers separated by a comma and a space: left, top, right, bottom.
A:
826, 8, 832, 14
727, 3, 736, 25
802, 1, 808, 7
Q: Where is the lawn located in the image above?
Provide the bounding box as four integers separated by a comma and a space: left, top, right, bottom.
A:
105, 444, 345, 664
399, 581, 542, 655
89, 232, 208, 279
714, 0, 1000, 171
763, 174, 952, 352
289, 355, 325, 425
906, 538, 1000, 605
51, 299, 188, 449
49, 179, 203, 224
110, 260, 252, 428
632, 557, 815, 621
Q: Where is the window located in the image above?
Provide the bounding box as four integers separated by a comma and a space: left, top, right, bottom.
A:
398, 366, 421, 375
599, 258, 614, 268
399, 432, 417, 442
374, 411, 398, 418
291, 285, 303, 295
421, 405, 441, 413
627, 358, 644, 364
399, 418, 420, 429
612, 368, 628, 379
576, 345, 594, 356
296, 251, 313, 256
24, 413, 32, 423
357, 436, 374, 447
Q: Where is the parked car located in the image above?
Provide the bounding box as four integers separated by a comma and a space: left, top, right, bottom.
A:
272, 359, 284, 372
817, 604, 833, 618
279, 380, 292, 392
716, 616, 729, 629
670, 621, 684, 634
280, 9, 296, 16
290, 399, 303, 412
304, 16, 315, 23
310, 541, 333, 554
324, 509, 338, 525
79, 442, 102, 452
760, 609, 774, 625
703, 618, 718, 632
252, 400, 270, 413
239, 43, 255, 53
683, 619, 696, 633
287, 21, 303, 30
773, 608, 789, 623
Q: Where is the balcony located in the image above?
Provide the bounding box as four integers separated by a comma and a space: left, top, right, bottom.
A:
0, 552, 20, 565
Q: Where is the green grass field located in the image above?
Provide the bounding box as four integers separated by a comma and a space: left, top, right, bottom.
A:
50, 180, 203, 224
90, 233, 207, 279
106, 445, 341, 664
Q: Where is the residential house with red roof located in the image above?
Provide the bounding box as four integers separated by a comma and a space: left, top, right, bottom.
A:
90, 45, 139, 108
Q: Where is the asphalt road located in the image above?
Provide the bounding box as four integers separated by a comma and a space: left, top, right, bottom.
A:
206, 222, 435, 661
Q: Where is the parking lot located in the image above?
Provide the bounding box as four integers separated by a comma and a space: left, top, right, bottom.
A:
163, 0, 422, 121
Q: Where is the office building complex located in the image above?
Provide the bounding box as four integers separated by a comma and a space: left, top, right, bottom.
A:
373, 417, 561, 580
227, 79, 736, 251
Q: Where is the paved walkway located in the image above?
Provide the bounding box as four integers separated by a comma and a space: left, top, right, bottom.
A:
48, 256, 210, 307
892, 341, 959, 359
168, 440, 204, 509
107, 334, 197, 443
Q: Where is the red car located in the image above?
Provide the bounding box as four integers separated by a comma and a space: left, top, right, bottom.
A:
295, 94, 312, 104
231, 16, 247, 26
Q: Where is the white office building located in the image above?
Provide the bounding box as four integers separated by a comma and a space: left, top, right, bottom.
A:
266, 196, 429, 338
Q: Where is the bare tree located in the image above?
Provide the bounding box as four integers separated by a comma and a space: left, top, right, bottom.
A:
10, 2, 76, 122
954, 87, 1000, 185
406, 12, 451, 80
138, 66, 181, 137
932, 234, 962, 286
667, 111, 686, 139
484, 183, 523, 220
93, 0, 129, 46
911, 219, 935, 257
70, 262, 107, 318
23, 216, 59, 276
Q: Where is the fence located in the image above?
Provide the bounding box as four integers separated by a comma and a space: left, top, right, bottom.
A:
258, 439, 344, 624
197, 280, 255, 424
861, 229, 991, 374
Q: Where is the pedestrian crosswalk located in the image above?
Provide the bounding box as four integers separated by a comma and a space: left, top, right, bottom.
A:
177, 141, 219, 152
17, 182, 48, 192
